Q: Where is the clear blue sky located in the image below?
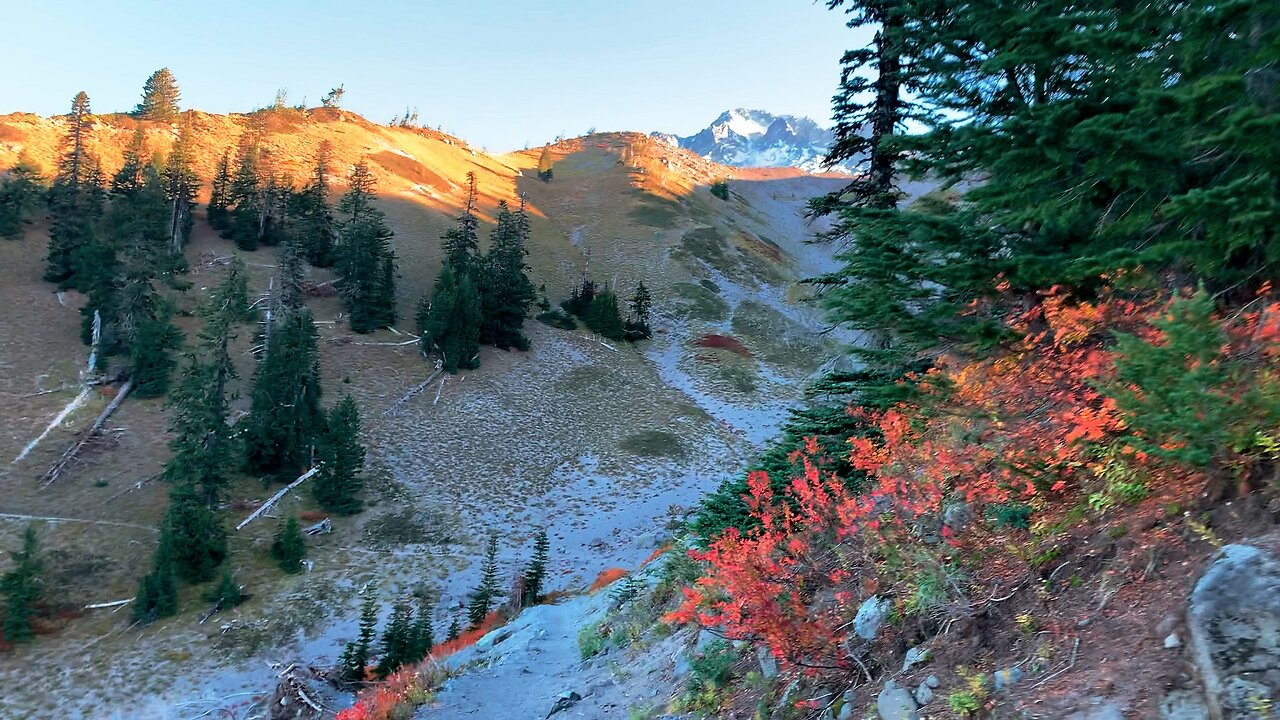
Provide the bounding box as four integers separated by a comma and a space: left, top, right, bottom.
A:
0, 0, 867, 151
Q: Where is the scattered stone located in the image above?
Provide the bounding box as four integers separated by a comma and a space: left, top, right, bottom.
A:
836, 690, 857, 720
854, 596, 890, 641
1159, 690, 1210, 720
1163, 633, 1181, 649
1155, 614, 1179, 639
925, 675, 940, 689
635, 532, 657, 548
902, 645, 931, 672
913, 682, 934, 706
1187, 543, 1280, 718
876, 680, 920, 720
993, 668, 1024, 691
546, 690, 581, 718
756, 645, 779, 679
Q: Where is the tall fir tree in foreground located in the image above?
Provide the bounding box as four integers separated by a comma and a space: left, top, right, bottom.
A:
226, 139, 264, 250
419, 173, 483, 370
134, 68, 181, 122
133, 529, 178, 624
313, 394, 367, 515
584, 290, 625, 340
1, 524, 42, 643
163, 480, 228, 583
335, 160, 397, 332
441, 172, 480, 273
45, 91, 105, 287
408, 596, 435, 661
291, 141, 336, 267
375, 600, 414, 677
207, 149, 233, 231
478, 198, 537, 350
163, 116, 199, 253
270, 516, 306, 573
466, 535, 501, 627
624, 282, 653, 340
0, 155, 46, 239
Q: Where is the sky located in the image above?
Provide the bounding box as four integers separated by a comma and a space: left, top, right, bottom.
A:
0, 0, 867, 152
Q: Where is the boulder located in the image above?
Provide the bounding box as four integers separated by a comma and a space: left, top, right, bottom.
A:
913, 682, 934, 706
756, 645, 779, 679
854, 596, 890, 641
876, 680, 920, 720
901, 645, 930, 672
993, 667, 1024, 691
1187, 544, 1280, 718
546, 690, 581, 718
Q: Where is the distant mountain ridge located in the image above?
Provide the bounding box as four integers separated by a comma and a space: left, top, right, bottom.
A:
653, 108, 852, 174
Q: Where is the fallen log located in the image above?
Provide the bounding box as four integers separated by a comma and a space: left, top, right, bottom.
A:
303, 518, 332, 536
235, 466, 320, 531
382, 363, 444, 416
84, 598, 133, 610
41, 378, 134, 487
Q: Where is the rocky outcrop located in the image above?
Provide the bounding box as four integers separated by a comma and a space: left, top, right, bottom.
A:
1186, 544, 1280, 718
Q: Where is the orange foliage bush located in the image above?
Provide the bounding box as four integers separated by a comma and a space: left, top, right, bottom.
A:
641, 545, 670, 567
589, 568, 628, 592
429, 611, 501, 660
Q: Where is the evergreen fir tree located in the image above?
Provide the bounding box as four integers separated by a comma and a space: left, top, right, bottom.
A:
520, 530, 550, 607
207, 149, 233, 231
445, 615, 460, 643
561, 278, 597, 318
163, 482, 228, 583
440, 172, 479, 273
375, 600, 414, 677
205, 569, 246, 610
134, 68, 181, 122
536, 146, 553, 182
477, 199, 537, 351
418, 264, 481, 373
0, 155, 46, 239
340, 586, 378, 683
45, 91, 104, 287
292, 141, 336, 267
313, 394, 366, 515
241, 306, 324, 479
227, 141, 263, 250
130, 304, 183, 398
407, 596, 435, 661
163, 116, 199, 254
1, 524, 42, 643
75, 234, 122, 353
133, 529, 178, 624
466, 535, 501, 627
270, 516, 306, 574
623, 282, 653, 341
584, 291, 625, 340
334, 162, 397, 332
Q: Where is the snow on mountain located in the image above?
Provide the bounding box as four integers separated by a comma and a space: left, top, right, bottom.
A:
654, 108, 854, 174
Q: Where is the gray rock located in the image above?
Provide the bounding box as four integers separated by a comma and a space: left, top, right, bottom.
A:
694, 628, 720, 654
546, 690, 581, 718
993, 667, 1024, 690
673, 654, 690, 678
902, 645, 930, 672
836, 690, 857, 720
1163, 632, 1181, 649
942, 502, 973, 530
756, 645, 779, 679
1159, 690, 1210, 720
854, 596, 890, 641
1187, 544, 1280, 718
876, 680, 920, 720
913, 682, 934, 706
925, 675, 940, 689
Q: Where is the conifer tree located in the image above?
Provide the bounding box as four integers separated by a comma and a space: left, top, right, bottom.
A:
466, 535, 501, 627
133, 529, 178, 624
623, 282, 653, 341
163, 482, 227, 583
227, 141, 263, 250
441, 172, 479, 273
134, 68, 181, 122
313, 394, 366, 515
0, 155, 45, 239
407, 596, 435, 661
207, 149, 233, 231
521, 530, 550, 607
163, 116, 199, 253
445, 615, 460, 642
340, 587, 378, 682
1, 524, 42, 643
242, 306, 324, 478
584, 290, 625, 340
477, 198, 537, 351
292, 141, 336, 267
536, 146, 553, 182
418, 264, 481, 373
45, 91, 104, 287
375, 600, 414, 677
206, 569, 246, 610
131, 304, 183, 398
270, 516, 306, 574
335, 161, 397, 332
561, 278, 597, 318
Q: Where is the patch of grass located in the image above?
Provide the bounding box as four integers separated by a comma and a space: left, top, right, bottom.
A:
578, 621, 608, 659
619, 430, 687, 460
629, 196, 683, 229
670, 282, 729, 322
679, 227, 730, 270
715, 364, 758, 395
362, 509, 427, 549
728, 301, 824, 371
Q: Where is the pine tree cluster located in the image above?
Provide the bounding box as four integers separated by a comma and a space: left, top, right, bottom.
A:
558, 279, 652, 341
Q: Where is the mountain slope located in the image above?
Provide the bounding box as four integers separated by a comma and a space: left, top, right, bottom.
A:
653, 108, 852, 174
0, 109, 846, 717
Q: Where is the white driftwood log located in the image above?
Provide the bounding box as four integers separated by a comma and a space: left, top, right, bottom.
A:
41, 378, 134, 487
235, 466, 320, 531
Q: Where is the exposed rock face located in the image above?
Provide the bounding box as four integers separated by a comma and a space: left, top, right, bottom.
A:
876, 679, 920, 720
1187, 544, 1280, 718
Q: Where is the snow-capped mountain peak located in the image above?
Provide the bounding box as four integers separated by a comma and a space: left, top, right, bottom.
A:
654, 109, 852, 174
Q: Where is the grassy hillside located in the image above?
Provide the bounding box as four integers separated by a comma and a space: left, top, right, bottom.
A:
0, 109, 847, 716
